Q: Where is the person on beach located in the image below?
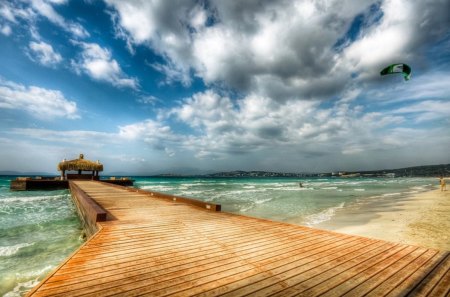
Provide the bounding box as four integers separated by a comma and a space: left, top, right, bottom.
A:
440, 176, 447, 191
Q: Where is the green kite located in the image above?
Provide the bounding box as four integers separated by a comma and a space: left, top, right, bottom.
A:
380, 63, 411, 81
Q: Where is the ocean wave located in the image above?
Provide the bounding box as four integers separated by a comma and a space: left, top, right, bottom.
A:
382, 193, 402, 197
242, 185, 256, 189
402, 191, 419, 195
3, 279, 40, 297
304, 202, 345, 226
239, 204, 254, 212
0, 194, 66, 203
298, 187, 315, 191
139, 185, 176, 191
409, 186, 425, 191
255, 198, 273, 205
0, 242, 34, 257
354, 188, 365, 191
321, 186, 338, 190
20, 265, 54, 279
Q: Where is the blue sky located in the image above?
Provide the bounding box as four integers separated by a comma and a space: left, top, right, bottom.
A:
0, 0, 449, 175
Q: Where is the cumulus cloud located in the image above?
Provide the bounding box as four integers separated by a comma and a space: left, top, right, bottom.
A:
12, 128, 113, 146
77, 87, 446, 171
0, 24, 11, 36
163, 90, 408, 160
71, 42, 139, 89
29, 0, 89, 38
106, 0, 449, 101
392, 100, 450, 123
118, 119, 181, 150
0, 0, 89, 39
0, 79, 79, 119
27, 41, 62, 67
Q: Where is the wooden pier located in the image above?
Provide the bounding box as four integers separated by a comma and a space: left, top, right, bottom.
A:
28, 181, 449, 296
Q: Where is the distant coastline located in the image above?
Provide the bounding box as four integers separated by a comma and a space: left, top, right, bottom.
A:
150, 163, 450, 178
1, 163, 449, 178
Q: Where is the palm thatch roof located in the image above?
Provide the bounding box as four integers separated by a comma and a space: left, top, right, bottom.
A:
57, 154, 103, 172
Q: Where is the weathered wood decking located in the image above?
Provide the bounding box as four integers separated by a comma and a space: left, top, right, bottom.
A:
28, 181, 450, 296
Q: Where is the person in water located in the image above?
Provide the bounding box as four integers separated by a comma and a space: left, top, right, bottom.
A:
440, 177, 447, 191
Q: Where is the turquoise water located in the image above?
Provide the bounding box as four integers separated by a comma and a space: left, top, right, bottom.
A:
133, 177, 436, 225
0, 177, 84, 297
0, 176, 435, 296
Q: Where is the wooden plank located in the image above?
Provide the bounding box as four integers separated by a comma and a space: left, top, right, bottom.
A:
28, 181, 450, 297
37, 233, 346, 295
364, 249, 438, 296
404, 252, 450, 297
293, 244, 410, 296
42, 234, 353, 297
184, 239, 383, 297
340, 247, 429, 296
427, 265, 450, 297
384, 251, 448, 297
111, 237, 364, 296
41, 231, 334, 289
267, 241, 396, 297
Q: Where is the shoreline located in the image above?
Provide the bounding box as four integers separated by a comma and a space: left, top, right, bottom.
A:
311, 187, 449, 250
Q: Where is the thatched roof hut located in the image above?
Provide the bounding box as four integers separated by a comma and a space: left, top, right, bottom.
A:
58, 154, 103, 172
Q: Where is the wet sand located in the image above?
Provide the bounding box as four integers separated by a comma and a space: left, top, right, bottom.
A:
314, 188, 450, 251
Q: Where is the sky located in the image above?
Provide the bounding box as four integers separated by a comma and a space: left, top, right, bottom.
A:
0, 0, 449, 175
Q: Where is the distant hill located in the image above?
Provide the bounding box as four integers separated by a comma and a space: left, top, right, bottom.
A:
204, 170, 309, 178
1, 163, 449, 178
352, 163, 450, 177
152, 163, 450, 178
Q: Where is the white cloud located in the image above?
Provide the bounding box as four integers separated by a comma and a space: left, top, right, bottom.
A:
0, 79, 79, 119
71, 42, 139, 89
392, 100, 450, 123
87, 88, 448, 171
166, 90, 410, 159
28, 41, 62, 66
118, 119, 180, 148
12, 128, 113, 146
138, 95, 160, 105
0, 24, 11, 36
30, 0, 89, 38
106, 0, 449, 101
0, 0, 89, 39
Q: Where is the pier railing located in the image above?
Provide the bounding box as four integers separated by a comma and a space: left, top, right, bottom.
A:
69, 181, 107, 236
97, 180, 221, 211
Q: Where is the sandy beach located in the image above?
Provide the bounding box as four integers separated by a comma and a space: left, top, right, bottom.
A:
315, 187, 450, 251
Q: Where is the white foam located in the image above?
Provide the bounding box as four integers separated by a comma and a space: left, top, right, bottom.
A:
255, 198, 273, 205
354, 188, 365, 191
382, 193, 401, 197
239, 205, 254, 212
0, 243, 34, 257
243, 185, 256, 189
21, 265, 54, 278
409, 186, 425, 191
0, 194, 66, 203
321, 186, 338, 190
304, 202, 345, 226
3, 278, 41, 297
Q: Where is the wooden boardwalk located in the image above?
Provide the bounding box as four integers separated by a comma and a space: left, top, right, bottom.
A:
29, 181, 450, 296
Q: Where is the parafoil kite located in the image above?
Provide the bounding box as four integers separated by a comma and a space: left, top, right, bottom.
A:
380, 63, 411, 81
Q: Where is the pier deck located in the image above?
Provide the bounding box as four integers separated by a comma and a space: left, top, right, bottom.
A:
29, 181, 450, 296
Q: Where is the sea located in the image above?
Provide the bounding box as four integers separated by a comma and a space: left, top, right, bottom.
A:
0, 175, 436, 296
